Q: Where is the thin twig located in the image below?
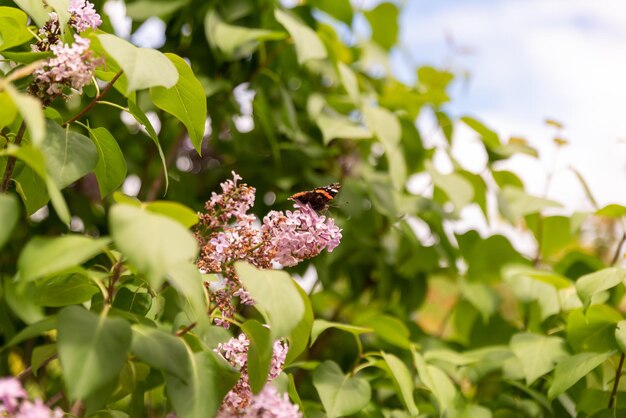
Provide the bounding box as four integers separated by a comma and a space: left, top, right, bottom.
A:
0, 121, 27, 192
69, 399, 84, 417
105, 262, 124, 305
611, 233, 626, 266
63, 71, 123, 126
609, 353, 625, 408
145, 128, 186, 201
17, 353, 59, 381
175, 322, 197, 337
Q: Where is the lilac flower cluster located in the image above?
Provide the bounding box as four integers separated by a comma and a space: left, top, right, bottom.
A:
0, 377, 63, 417
32, 36, 98, 99
30, 0, 102, 104
68, 0, 102, 32
263, 202, 342, 267
195, 172, 342, 327
215, 334, 301, 417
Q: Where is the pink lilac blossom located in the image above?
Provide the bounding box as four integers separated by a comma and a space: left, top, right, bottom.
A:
68, 0, 102, 32
16, 399, 64, 418
246, 385, 302, 418
215, 334, 300, 417
262, 202, 342, 267
195, 172, 342, 328
31, 35, 99, 102
0, 377, 27, 412
0, 377, 64, 417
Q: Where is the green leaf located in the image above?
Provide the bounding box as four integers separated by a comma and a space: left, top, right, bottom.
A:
338, 62, 359, 103
364, 2, 399, 50
509, 333, 568, 385
317, 113, 372, 144
34, 272, 99, 307
144, 201, 199, 228
313, 360, 371, 418
165, 350, 239, 418
127, 99, 168, 193
3, 279, 43, 323
498, 186, 562, 222
460, 116, 500, 149
0, 92, 17, 129
150, 53, 207, 154
363, 105, 406, 189
57, 306, 132, 400
235, 262, 305, 338
428, 165, 474, 211
0, 193, 19, 250
285, 283, 314, 365
45, 0, 69, 32
125, 0, 188, 19
616, 320, 626, 355
204, 11, 285, 59
576, 267, 626, 309
412, 348, 456, 413
596, 204, 626, 218
357, 314, 411, 349
3, 316, 57, 349
41, 120, 98, 189
0, 50, 53, 64
112, 287, 151, 315
0, 7, 32, 51
275, 9, 327, 64
459, 282, 498, 323
567, 305, 621, 352
548, 351, 614, 400
381, 352, 419, 416
310, 0, 353, 25
12, 0, 49, 26
310, 319, 373, 347
464, 236, 528, 284
130, 325, 189, 380
5, 84, 45, 146
109, 204, 198, 288
88, 127, 127, 197
166, 262, 210, 332
241, 320, 273, 394
98, 34, 178, 93
17, 235, 110, 282
31, 344, 57, 376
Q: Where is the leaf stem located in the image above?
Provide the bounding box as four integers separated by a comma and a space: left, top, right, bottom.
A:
105, 262, 124, 305
611, 233, 626, 266
175, 322, 197, 337
609, 352, 625, 408
0, 121, 27, 193
63, 71, 123, 126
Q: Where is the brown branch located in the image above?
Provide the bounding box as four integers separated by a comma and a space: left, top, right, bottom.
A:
0, 121, 27, 192
63, 71, 123, 126
105, 262, 124, 305
69, 399, 84, 417
17, 353, 58, 381
609, 353, 625, 408
176, 322, 196, 337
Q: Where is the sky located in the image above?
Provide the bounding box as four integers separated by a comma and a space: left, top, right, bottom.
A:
391, 0, 626, 211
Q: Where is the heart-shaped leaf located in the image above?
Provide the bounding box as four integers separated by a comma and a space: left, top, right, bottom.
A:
313, 360, 371, 418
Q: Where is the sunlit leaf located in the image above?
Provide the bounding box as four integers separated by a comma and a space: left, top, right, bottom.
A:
313, 360, 371, 418
235, 262, 305, 338
548, 351, 613, 400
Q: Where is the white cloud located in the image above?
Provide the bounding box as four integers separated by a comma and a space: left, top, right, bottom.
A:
399, 0, 626, 209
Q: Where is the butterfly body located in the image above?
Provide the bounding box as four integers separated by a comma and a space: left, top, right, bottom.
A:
289, 183, 341, 211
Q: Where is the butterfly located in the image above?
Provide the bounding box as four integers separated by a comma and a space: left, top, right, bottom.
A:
289, 183, 341, 211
